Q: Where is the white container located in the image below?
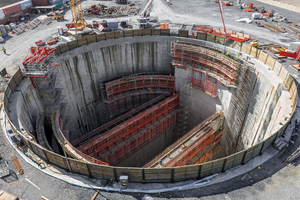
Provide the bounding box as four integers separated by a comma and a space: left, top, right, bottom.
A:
5, 25, 11, 31
0, 9, 5, 20
252, 13, 261, 19
19, 0, 33, 10
57, 26, 63, 35
288, 42, 300, 52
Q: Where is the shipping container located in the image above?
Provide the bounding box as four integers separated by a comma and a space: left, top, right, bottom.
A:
19, 0, 33, 11
48, 0, 61, 4
107, 19, 118, 31
32, 0, 48, 6
2, 4, 22, 17
0, 9, 5, 20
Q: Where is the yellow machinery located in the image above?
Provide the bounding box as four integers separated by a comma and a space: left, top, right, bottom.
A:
53, 11, 64, 21
68, 0, 94, 36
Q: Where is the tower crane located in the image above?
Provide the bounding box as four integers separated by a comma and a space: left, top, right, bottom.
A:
68, 0, 95, 36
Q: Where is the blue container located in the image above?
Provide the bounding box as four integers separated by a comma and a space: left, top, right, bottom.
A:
0, 25, 8, 38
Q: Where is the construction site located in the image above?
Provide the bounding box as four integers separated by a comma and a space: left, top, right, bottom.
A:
0, 0, 300, 199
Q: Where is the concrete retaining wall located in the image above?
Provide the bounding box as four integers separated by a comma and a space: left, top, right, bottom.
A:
3, 30, 297, 183
255, 0, 300, 13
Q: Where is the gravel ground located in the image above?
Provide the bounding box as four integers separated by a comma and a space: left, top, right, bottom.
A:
0, 0, 300, 199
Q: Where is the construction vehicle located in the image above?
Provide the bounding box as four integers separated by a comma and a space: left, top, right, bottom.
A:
53, 11, 64, 21
222, 1, 233, 6
243, 3, 255, 12
139, 18, 147, 29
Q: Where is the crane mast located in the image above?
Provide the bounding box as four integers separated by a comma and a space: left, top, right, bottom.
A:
68, 0, 91, 36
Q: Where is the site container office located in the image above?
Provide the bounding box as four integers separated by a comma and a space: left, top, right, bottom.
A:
0, 9, 5, 20
2, 4, 22, 17
32, 0, 49, 6
19, 0, 33, 10
48, 0, 62, 5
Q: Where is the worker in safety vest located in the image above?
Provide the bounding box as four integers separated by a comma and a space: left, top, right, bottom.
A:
236, 54, 239, 59
2, 47, 6, 54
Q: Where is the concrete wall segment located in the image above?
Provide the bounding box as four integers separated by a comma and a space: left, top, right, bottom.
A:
3, 33, 297, 183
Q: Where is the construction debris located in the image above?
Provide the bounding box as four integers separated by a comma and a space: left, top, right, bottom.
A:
84, 4, 139, 17
25, 178, 41, 190
0, 190, 19, 200
11, 156, 24, 175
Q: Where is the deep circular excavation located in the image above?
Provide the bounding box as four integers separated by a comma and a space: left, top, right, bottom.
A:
6, 31, 295, 184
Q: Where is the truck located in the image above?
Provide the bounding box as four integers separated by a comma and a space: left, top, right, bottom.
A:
139, 18, 147, 29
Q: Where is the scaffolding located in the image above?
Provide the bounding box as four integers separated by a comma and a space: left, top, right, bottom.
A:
172, 42, 239, 90
164, 129, 223, 167
105, 75, 175, 117
77, 94, 180, 165
143, 112, 220, 168
71, 93, 171, 147
22, 46, 73, 135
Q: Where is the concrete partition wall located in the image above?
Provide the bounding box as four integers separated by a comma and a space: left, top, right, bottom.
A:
3, 31, 297, 183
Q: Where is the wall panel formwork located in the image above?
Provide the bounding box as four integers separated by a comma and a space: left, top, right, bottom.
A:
106, 32, 115, 40
258, 51, 268, 64
211, 159, 224, 174
206, 34, 215, 43
197, 32, 207, 41
231, 151, 244, 168
215, 36, 225, 45
133, 29, 142, 36
241, 43, 251, 55
114, 31, 122, 39
266, 56, 276, 69
285, 75, 293, 91
200, 162, 213, 178
273, 61, 282, 75
174, 167, 187, 181
279, 65, 288, 82
123, 30, 133, 37
232, 41, 242, 51
87, 35, 97, 44
101, 166, 115, 180
78, 38, 88, 46
152, 29, 161, 36
68, 40, 78, 50
224, 38, 235, 47
250, 47, 258, 58
144, 168, 172, 182
89, 164, 103, 178
185, 165, 198, 179
161, 29, 170, 36
178, 30, 188, 37
96, 34, 106, 41
129, 168, 143, 182
142, 29, 151, 36
59, 44, 69, 54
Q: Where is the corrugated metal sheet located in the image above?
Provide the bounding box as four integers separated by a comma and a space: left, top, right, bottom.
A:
48, 0, 61, 5
32, 0, 48, 6
2, 4, 22, 16
19, 0, 33, 11
0, 9, 5, 20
